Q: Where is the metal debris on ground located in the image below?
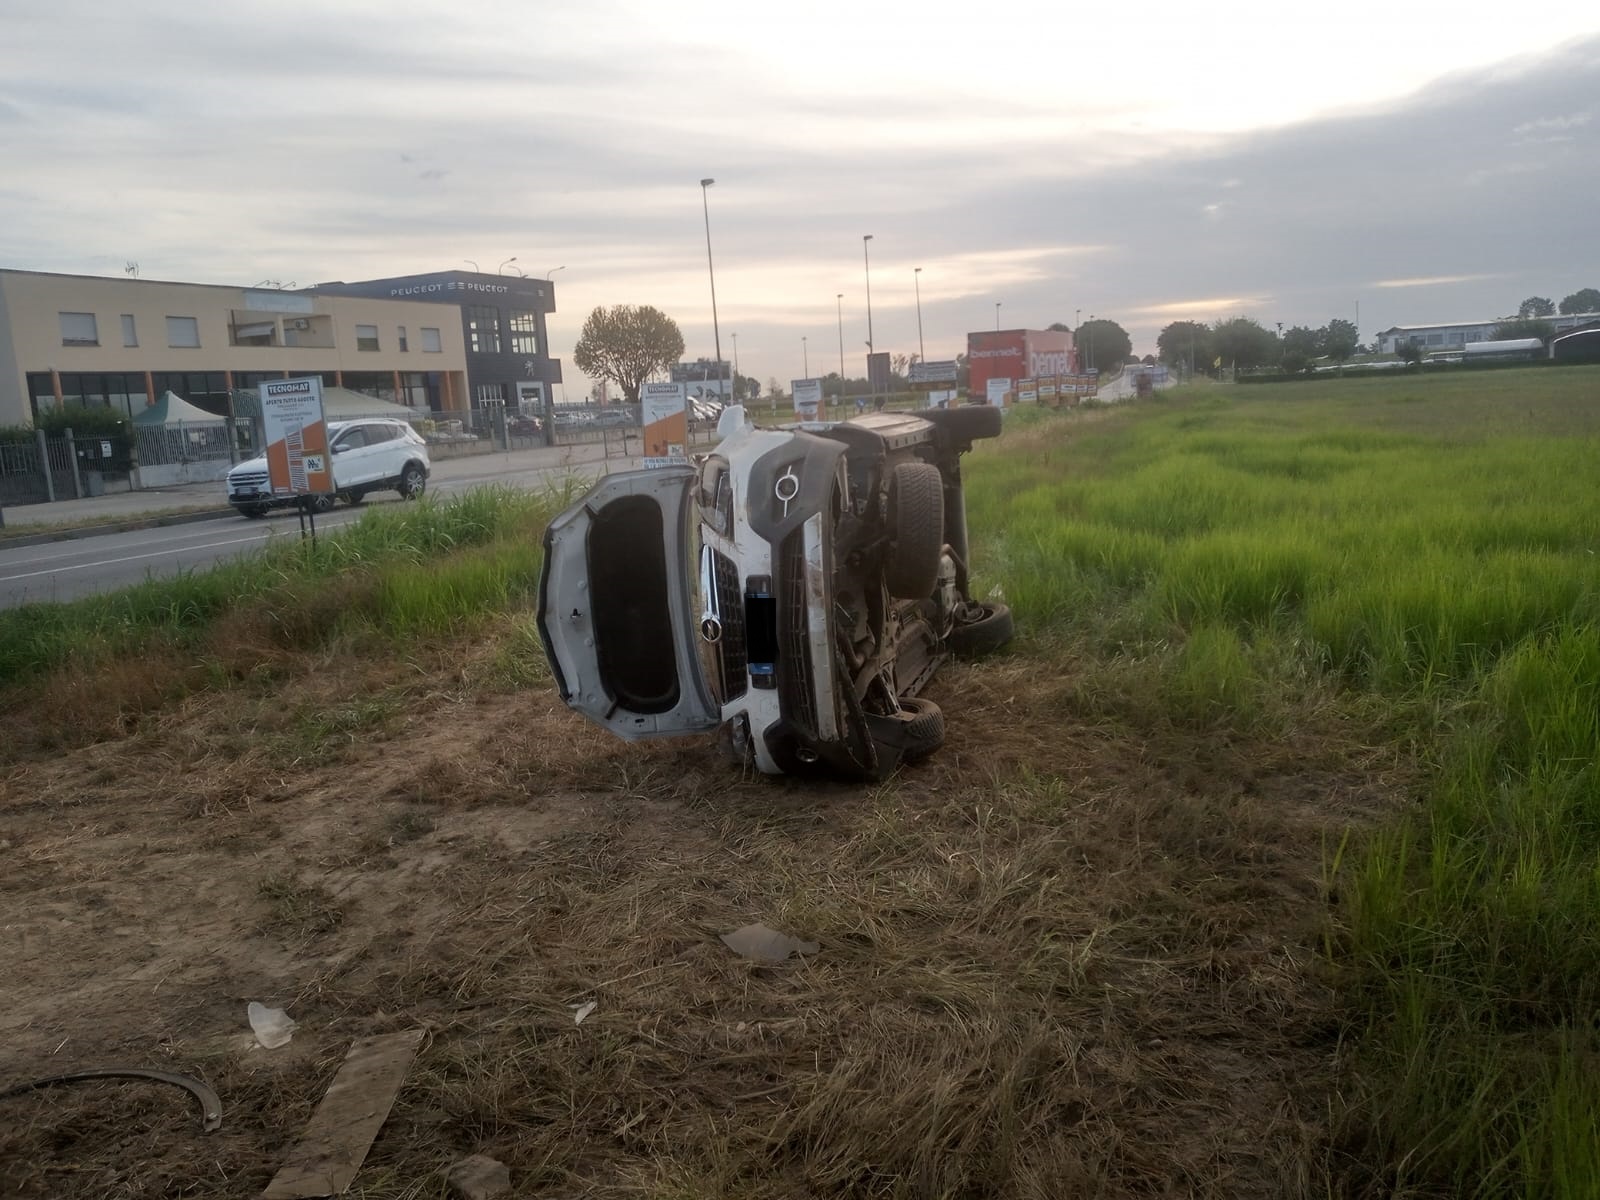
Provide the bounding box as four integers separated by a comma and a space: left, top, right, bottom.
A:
446, 1153, 512, 1199
259, 1028, 426, 1199
0, 1067, 223, 1133
247, 1001, 298, 1049
719, 923, 821, 962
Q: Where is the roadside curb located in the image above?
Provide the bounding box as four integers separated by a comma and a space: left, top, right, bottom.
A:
0, 506, 238, 550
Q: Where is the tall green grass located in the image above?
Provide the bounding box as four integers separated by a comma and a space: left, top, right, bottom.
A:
964, 366, 1600, 1194
0, 483, 576, 683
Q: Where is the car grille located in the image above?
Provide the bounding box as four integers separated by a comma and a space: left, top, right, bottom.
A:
778, 530, 816, 734
229, 470, 269, 490
711, 550, 747, 700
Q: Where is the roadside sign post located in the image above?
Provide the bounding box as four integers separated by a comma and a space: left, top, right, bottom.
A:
261, 377, 333, 543
641, 382, 688, 468
792, 378, 823, 421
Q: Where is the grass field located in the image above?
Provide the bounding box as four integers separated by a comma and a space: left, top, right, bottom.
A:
2, 365, 1597, 1197
965, 365, 1600, 1196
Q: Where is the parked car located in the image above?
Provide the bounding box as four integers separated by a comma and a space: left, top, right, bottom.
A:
538, 404, 1012, 779
225, 418, 431, 518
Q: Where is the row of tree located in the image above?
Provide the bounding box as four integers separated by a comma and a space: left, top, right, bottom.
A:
1517, 290, 1600, 318
1154, 318, 1362, 373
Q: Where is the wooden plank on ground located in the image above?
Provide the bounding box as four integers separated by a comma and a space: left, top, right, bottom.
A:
259, 1029, 426, 1198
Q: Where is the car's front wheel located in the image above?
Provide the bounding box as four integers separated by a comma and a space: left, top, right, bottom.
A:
884, 461, 945, 599
341, 489, 366, 506
238, 503, 270, 519
309, 492, 337, 514
399, 464, 426, 501
948, 602, 1013, 656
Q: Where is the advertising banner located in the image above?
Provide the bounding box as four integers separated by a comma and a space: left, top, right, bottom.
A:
985, 378, 1012, 408
1018, 377, 1038, 403
926, 389, 957, 408
792, 378, 823, 420
1039, 376, 1059, 400
641, 381, 688, 468
261, 377, 332, 497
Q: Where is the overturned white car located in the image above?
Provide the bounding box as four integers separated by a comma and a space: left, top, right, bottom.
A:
538, 405, 1013, 779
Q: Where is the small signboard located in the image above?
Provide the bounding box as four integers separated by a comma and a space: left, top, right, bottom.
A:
792, 378, 823, 421
1039, 376, 1059, 400
909, 359, 959, 384
986, 378, 1012, 408
641, 381, 687, 468
926, 388, 957, 409
1018, 377, 1038, 403
261, 377, 332, 497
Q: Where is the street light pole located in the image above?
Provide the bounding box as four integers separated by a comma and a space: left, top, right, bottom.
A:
497, 256, 517, 275
546, 265, 566, 281
862, 236, 875, 353
700, 179, 724, 391
802, 336, 809, 378
914, 267, 925, 363
732, 332, 739, 399
995, 302, 1001, 331
836, 293, 845, 400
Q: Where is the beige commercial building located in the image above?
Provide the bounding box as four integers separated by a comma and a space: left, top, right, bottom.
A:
0, 269, 473, 427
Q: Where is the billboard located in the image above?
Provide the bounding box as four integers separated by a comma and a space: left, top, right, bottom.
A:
261, 377, 332, 498
1018, 377, 1038, 403
792, 378, 823, 420
641, 381, 687, 468
985, 378, 1012, 408
672, 360, 731, 403
909, 359, 959, 384
867, 351, 893, 395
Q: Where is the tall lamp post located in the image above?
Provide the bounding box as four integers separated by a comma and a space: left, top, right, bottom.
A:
995, 301, 1002, 331
802, 336, 809, 378
914, 267, 925, 363
862, 236, 875, 354
836, 293, 845, 405
731, 332, 739, 400
497, 256, 518, 275
700, 178, 724, 388
546, 265, 565, 281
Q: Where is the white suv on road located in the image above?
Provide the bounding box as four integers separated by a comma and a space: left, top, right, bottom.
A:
226, 418, 431, 518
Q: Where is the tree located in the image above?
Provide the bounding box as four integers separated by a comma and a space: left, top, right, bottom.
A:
1395, 340, 1425, 365
1559, 288, 1600, 315
1210, 317, 1279, 369
734, 373, 762, 403
1323, 318, 1359, 363
1517, 296, 1556, 319
1492, 318, 1555, 342
1156, 321, 1210, 372
1077, 318, 1131, 371
1280, 325, 1322, 374
572, 305, 685, 405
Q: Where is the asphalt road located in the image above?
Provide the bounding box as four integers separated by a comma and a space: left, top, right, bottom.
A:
0, 458, 609, 609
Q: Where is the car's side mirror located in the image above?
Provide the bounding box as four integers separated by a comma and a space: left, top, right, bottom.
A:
332, 443, 349, 454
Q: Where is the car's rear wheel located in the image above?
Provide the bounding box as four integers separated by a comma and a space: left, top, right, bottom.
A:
893, 697, 945, 761
924, 403, 1004, 443
309, 492, 336, 514
884, 461, 945, 599
948, 602, 1014, 657
399, 464, 426, 501
341, 489, 366, 506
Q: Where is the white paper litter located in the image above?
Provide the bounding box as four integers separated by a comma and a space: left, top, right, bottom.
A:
247, 1001, 298, 1049
571, 1001, 597, 1026
719, 922, 820, 962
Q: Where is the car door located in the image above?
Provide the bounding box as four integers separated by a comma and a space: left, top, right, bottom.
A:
330, 425, 377, 488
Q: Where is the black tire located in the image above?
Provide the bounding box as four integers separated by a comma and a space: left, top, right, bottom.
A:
884, 461, 945, 599
238, 504, 269, 519
948, 602, 1014, 657
309, 492, 336, 514
341, 489, 366, 507
924, 404, 1004, 445
399, 464, 426, 501
896, 697, 946, 761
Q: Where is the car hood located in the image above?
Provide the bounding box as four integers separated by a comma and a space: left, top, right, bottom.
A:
229, 453, 268, 477
538, 465, 721, 739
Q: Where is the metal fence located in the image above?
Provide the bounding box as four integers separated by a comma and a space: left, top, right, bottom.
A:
132, 420, 244, 487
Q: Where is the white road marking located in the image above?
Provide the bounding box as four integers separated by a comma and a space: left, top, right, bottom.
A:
0, 521, 354, 583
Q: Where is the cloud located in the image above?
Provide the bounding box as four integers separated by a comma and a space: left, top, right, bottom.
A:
1371, 274, 1504, 289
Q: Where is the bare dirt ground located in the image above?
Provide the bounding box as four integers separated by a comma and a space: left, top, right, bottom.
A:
0, 629, 1409, 1198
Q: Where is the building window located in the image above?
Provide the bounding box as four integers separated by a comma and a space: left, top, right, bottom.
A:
420, 326, 442, 353
231, 319, 278, 347
356, 323, 380, 351
398, 325, 409, 352
121, 314, 138, 347
476, 382, 507, 406
166, 316, 201, 348
509, 310, 539, 355
59, 312, 99, 346
467, 306, 500, 354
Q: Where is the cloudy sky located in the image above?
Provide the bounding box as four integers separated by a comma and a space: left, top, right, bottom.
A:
4, 1, 1598, 392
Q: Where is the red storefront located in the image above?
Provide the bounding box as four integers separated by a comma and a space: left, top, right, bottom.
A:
966, 328, 1076, 400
